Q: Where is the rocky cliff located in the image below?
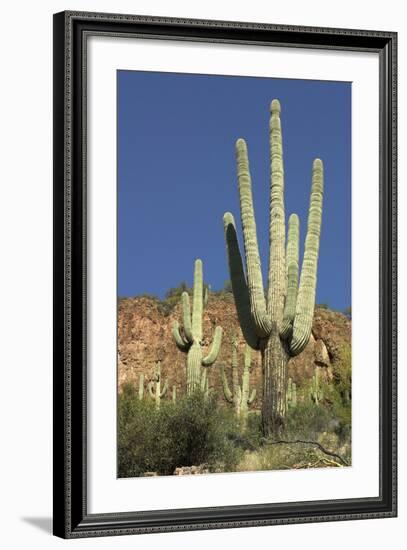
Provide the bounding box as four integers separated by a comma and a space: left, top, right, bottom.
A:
118, 295, 351, 406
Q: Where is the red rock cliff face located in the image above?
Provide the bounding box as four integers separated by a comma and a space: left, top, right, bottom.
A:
118, 296, 351, 406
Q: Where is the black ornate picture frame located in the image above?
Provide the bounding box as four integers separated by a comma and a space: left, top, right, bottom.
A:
53, 10, 397, 539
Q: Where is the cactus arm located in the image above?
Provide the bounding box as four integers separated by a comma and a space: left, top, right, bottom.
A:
290, 159, 324, 356
241, 344, 256, 405
237, 385, 242, 406
147, 381, 155, 398
191, 259, 203, 341
242, 344, 254, 404
172, 385, 177, 403
200, 367, 207, 392
244, 343, 252, 368
267, 99, 286, 326
235, 139, 272, 337
204, 372, 210, 398
220, 365, 233, 403
223, 212, 260, 350
181, 292, 193, 343
203, 286, 209, 307
247, 388, 256, 405
201, 326, 222, 366
231, 341, 239, 395
281, 214, 300, 339
172, 321, 189, 351
160, 379, 168, 398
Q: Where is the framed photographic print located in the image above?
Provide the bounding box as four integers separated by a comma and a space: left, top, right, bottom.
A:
53, 10, 397, 538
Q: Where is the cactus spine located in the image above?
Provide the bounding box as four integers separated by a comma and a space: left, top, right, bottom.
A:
172, 259, 223, 395
138, 373, 145, 401
223, 99, 324, 435
286, 377, 297, 408
221, 341, 256, 430
148, 361, 168, 409
310, 368, 323, 405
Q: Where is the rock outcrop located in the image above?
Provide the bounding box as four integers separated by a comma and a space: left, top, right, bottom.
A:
118, 296, 351, 406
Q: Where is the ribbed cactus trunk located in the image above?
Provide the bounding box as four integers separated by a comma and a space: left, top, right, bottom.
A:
221, 342, 256, 431
262, 331, 288, 434
223, 99, 324, 436
172, 259, 223, 395
148, 361, 168, 409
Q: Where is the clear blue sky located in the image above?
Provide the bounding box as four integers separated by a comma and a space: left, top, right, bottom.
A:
118, 70, 351, 311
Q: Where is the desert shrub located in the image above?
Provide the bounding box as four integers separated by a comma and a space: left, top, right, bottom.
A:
328, 342, 352, 442
343, 306, 352, 319
285, 401, 333, 441
157, 281, 211, 315
211, 280, 234, 302
332, 342, 352, 401
257, 443, 326, 471
118, 386, 242, 477
157, 300, 175, 316
118, 384, 160, 477
156, 282, 190, 315
138, 293, 160, 301
241, 412, 263, 449
329, 389, 351, 443
210, 290, 234, 303
236, 442, 338, 472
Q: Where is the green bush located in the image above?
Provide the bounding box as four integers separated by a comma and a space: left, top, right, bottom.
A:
285, 401, 333, 441
157, 281, 212, 315
332, 342, 352, 402
118, 385, 242, 477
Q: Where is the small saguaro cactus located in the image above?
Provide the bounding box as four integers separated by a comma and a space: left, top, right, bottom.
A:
310, 368, 323, 405
221, 340, 256, 430
138, 373, 145, 401
223, 99, 324, 435
172, 259, 223, 395
286, 377, 297, 408
200, 368, 213, 400
148, 361, 168, 409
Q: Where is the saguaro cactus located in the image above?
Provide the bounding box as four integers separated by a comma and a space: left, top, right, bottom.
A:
172, 259, 223, 395
286, 377, 297, 408
221, 341, 256, 430
148, 361, 168, 409
223, 99, 324, 435
310, 369, 323, 405
200, 368, 212, 400
138, 373, 145, 401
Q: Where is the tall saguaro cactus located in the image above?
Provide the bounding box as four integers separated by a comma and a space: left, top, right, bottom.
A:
223, 99, 324, 435
172, 259, 223, 395
148, 361, 168, 409
138, 373, 145, 401
221, 341, 256, 430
